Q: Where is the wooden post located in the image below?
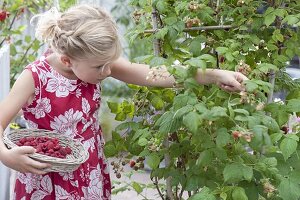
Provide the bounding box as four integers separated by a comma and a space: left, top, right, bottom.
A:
0, 43, 11, 200
151, 8, 175, 200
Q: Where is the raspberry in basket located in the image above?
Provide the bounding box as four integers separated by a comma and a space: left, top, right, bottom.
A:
16, 136, 72, 159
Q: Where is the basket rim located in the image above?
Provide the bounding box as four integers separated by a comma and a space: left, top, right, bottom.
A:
3, 129, 89, 165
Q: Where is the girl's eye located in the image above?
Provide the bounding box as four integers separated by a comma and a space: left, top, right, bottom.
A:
95, 65, 103, 69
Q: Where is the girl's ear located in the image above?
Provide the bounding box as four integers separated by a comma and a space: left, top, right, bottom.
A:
60, 55, 72, 67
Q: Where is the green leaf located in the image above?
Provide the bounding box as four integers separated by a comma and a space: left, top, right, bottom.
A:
244, 81, 258, 92
278, 177, 300, 200
189, 36, 207, 56
164, 17, 177, 26
216, 128, 230, 147
261, 115, 280, 132
202, 106, 228, 121
199, 54, 217, 66
107, 101, 121, 113
223, 163, 253, 183
264, 7, 276, 26
287, 99, 300, 112
173, 105, 194, 119
115, 112, 126, 121
150, 57, 166, 67
283, 15, 299, 25
173, 93, 198, 110
104, 142, 118, 157
232, 187, 248, 200
257, 63, 278, 73
132, 128, 150, 141
138, 138, 148, 146
184, 57, 206, 69
183, 112, 202, 134
280, 137, 298, 160
234, 109, 249, 116
188, 187, 216, 200
155, 27, 168, 39
216, 47, 228, 54
150, 95, 164, 110
185, 176, 199, 191
196, 150, 213, 166
270, 132, 283, 143
156, 1, 168, 14
132, 182, 143, 194
147, 153, 161, 169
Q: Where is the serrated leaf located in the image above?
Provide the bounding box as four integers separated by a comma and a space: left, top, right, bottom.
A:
234, 109, 249, 116
196, 150, 213, 166
287, 99, 300, 112
147, 153, 161, 169
183, 112, 202, 134
223, 163, 253, 183
150, 95, 164, 110
280, 137, 298, 160
188, 187, 216, 200
104, 142, 117, 157
278, 177, 300, 200
264, 8, 276, 26
216, 128, 230, 147
232, 187, 248, 200
216, 47, 228, 54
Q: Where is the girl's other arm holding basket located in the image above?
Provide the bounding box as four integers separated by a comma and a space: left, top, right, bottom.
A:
0, 70, 50, 175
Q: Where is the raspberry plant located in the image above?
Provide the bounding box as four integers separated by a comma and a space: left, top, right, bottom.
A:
105, 0, 300, 199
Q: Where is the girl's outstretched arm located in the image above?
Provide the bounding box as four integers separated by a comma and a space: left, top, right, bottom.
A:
110, 57, 248, 92
0, 70, 51, 175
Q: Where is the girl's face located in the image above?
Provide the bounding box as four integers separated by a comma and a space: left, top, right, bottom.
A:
69, 58, 112, 84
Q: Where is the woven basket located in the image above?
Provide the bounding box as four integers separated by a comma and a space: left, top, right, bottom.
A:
3, 129, 89, 172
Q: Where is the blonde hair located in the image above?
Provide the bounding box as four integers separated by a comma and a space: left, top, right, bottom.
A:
31, 4, 122, 62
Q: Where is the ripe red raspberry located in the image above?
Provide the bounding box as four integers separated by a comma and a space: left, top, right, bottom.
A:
129, 160, 136, 168
65, 147, 72, 154
0, 10, 8, 22
232, 131, 242, 139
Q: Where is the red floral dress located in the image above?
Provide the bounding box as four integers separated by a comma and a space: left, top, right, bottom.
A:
14, 55, 111, 200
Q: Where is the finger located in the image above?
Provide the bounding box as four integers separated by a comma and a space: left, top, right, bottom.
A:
221, 83, 245, 92
221, 85, 237, 92
16, 146, 36, 154
28, 158, 52, 169
227, 79, 244, 91
25, 166, 48, 175
235, 72, 249, 83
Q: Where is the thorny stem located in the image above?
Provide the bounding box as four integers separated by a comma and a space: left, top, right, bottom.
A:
152, 176, 164, 199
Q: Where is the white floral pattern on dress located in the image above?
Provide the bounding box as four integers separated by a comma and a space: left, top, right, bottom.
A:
27, 98, 51, 119
55, 185, 74, 200
45, 70, 77, 98
82, 98, 91, 115
50, 108, 83, 138
26, 119, 38, 129
92, 84, 101, 101
31, 176, 53, 200
58, 172, 79, 188
81, 164, 103, 200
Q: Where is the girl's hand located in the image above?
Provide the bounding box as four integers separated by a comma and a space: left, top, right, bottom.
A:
213, 70, 248, 92
0, 146, 51, 175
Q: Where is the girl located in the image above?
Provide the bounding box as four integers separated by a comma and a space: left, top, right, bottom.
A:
0, 4, 248, 200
